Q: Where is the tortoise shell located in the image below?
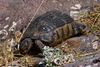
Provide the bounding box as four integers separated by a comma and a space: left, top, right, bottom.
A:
19, 10, 86, 54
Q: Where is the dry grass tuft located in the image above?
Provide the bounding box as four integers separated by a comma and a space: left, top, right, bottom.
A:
0, 39, 14, 67
79, 4, 100, 37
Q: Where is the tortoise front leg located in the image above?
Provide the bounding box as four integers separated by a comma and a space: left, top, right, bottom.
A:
19, 38, 33, 54
35, 40, 45, 53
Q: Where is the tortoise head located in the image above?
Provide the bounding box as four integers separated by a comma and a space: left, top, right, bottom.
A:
74, 23, 87, 34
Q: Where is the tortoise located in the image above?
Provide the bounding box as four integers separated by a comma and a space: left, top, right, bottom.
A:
18, 10, 87, 54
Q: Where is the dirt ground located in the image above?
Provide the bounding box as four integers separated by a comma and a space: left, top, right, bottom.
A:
0, 0, 100, 67
0, 0, 97, 31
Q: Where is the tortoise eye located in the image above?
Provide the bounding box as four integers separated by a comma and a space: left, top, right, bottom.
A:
41, 26, 47, 32
39, 26, 51, 32
42, 27, 47, 30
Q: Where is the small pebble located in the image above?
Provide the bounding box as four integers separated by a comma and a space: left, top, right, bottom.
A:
4, 25, 9, 29
71, 6, 78, 10
0, 29, 8, 39
93, 63, 98, 67
94, 0, 98, 1
92, 41, 98, 50
85, 65, 91, 67
79, 65, 84, 67
70, 11, 79, 16
71, 4, 81, 10
75, 4, 81, 9
5, 17, 9, 21
59, 3, 63, 7
9, 21, 17, 31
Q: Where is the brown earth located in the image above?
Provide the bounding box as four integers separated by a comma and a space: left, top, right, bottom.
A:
0, 0, 100, 67
0, 0, 98, 31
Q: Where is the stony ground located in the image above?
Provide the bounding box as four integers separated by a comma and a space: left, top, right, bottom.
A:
0, 0, 100, 67
0, 0, 98, 32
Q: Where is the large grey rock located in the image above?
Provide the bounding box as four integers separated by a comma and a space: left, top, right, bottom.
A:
58, 34, 100, 67
58, 34, 100, 55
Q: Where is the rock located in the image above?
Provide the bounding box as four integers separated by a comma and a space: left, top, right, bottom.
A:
0, 29, 8, 40
9, 21, 17, 32
57, 34, 100, 54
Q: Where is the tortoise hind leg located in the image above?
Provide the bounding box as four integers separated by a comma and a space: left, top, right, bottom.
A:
19, 38, 33, 54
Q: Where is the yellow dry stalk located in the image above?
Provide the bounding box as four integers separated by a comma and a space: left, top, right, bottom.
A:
15, 31, 22, 43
